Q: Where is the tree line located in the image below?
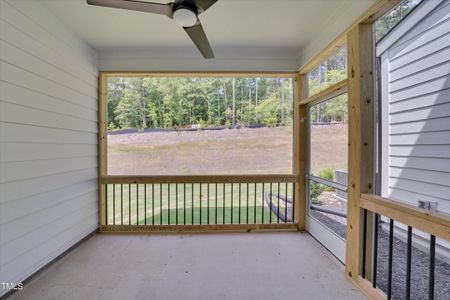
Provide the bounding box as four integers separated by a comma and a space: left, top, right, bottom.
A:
308, 46, 348, 123
107, 77, 294, 130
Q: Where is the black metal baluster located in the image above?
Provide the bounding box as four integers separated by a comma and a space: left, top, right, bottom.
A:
406, 226, 412, 300
238, 183, 241, 224
184, 184, 186, 225
292, 182, 295, 223
215, 183, 218, 225
168, 184, 171, 225
387, 219, 394, 299
200, 183, 202, 225
207, 183, 210, 225
254, 183, 257, 224
152, 184, 155, 225
284, 182, 288, 223
136, 184, 139, 225
269, 183, 273, 223
373, 213, 379, 288
231, 183, 234, 224
160, 183, 163, 225
176, 184, 178, 225
113, 184, 116, 225
362, 209, 368, 278
246, 183, 249, 224
429, 235, 436, 300
105, 185, 108, 225
129, 184, 131, 225
222, 184, 226, 224
121, 184, 123, 225
144, 184, 147, 225
261, 183, 265, 224
277, 182, 280, 223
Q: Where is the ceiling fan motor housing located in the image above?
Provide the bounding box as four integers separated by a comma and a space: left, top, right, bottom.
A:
172, 4, 198, 28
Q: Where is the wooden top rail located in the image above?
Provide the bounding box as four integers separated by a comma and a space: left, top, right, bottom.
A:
101, 174, 298, 184
360, 194, 450, 241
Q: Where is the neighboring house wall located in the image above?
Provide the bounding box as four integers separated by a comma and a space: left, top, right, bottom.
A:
377, 0, 450, 214
0, 0, 98, 295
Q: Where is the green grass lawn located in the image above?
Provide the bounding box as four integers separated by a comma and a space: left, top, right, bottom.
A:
106, 183, 293, 225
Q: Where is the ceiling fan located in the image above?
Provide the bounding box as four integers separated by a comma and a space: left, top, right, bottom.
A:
87, 0, 217, 59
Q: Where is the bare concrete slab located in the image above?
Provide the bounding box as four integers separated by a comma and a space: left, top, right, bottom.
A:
7, 232, 366, 300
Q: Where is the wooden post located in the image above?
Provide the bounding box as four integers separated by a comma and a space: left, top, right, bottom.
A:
98, 72, 108, 228
345, 24, 375, 278
294, 74, 308, 230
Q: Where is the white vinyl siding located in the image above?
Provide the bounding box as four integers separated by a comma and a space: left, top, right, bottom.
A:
0, 0, 98, 295
377, 0, 450, 214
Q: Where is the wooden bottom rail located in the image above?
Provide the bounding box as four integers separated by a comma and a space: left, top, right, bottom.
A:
100, 223, 298, 233
351, 276, 386, 300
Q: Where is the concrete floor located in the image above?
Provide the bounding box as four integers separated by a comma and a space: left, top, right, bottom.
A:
8, 232, 366, 300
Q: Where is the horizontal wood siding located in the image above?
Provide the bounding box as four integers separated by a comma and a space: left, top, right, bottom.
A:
379, 1, 450, 214
0, 0, 98, 293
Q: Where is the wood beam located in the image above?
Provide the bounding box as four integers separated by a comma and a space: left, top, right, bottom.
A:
345, 23, 375, 279
299, 79, 348, 106
98, 72, 108, 227
294, 74, 308, 230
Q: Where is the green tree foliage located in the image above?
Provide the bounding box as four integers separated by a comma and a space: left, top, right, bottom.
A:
107, 77, 294, 130
307, 46, 348, 124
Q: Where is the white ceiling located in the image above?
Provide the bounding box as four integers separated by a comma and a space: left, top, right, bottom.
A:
41, 0, 377, 71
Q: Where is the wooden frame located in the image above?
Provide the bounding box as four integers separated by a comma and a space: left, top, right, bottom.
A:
345, 22, 375, 279
294, 74, 308, 230
98, 71, 301, 230
98, 72, 107, 226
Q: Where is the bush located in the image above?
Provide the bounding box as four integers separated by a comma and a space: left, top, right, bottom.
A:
107, 122, 117, 131
310, 168, 336, 204
264, 117, 278, 127
310, 181, 325, 204
320, 168, 334, 181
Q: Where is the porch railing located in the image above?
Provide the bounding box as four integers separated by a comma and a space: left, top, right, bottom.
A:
99, 175, 298, 231
357, 194, 450, 300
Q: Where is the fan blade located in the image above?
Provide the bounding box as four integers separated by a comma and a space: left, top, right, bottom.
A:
184, 22, 214, 59
195, 0, 218, 13
87, 0, 172, 17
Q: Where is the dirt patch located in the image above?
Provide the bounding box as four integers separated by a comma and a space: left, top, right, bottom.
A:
108, 127, 293, 175
107, 125, 347, 175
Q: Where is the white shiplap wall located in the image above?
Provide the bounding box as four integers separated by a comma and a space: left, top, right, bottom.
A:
0, 0, 98, 294
378, 0, 450, 214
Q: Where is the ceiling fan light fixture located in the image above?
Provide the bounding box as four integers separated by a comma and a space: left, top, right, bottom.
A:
173, 7, 198, 27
